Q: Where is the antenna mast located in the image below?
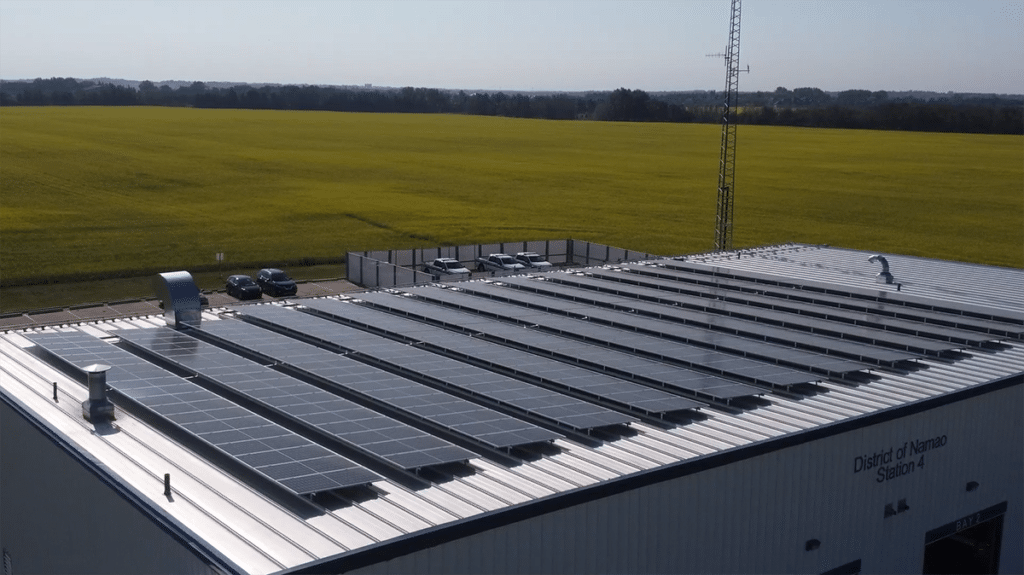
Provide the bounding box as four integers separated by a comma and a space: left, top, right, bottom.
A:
714, 0, 743, 252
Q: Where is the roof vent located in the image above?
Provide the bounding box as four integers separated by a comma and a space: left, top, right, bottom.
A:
81, 363, 114, 422
153, 271, 202, 328
868, 255, 894, 284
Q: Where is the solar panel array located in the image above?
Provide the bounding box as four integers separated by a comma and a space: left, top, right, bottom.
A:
26, 331, 381, 494
237, 304, 636, 431
353, 291, 761, 402
577, 268, 965, 355
299, 297, 704, 416
116, 327, 475, 470
640, 261, 1023, 342
392, 285, 817, 389
496, 275, 922, 364
199, 318, 562, 449
453, 281, 872, 378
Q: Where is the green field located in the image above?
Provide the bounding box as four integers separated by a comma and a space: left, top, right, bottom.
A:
2, 106, 1021, 303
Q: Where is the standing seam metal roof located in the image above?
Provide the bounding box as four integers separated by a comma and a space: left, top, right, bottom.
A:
2, 244, 1022, 574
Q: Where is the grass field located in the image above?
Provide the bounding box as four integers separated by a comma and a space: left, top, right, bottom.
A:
2, 107, 1021, 309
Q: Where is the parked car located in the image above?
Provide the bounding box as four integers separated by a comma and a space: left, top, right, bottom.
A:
424, 258, 471, 278
256, 268, 297, 297
225, 274, 262, 300
476, 253, 526, 272
514, 252, 552, 269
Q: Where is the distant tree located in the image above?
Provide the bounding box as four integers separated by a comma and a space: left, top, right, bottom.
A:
240, 88, 268, 109
51, 91, 76, 105
606, 88, 651, 121
791, 87, 831, 106
836, 89, 873, 107
467, 93, 494, 115
18, 89, 49, 105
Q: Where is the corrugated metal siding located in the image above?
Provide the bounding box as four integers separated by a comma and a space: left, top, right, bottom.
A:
354, 384, 1023, 574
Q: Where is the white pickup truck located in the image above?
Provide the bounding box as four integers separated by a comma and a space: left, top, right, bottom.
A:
514, 251, 552, 269
424, 258, 471, 279
476, 253, 526, 273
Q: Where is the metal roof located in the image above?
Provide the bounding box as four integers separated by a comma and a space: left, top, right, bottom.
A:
2, 244, 1022, 575
680, 243, 1024, 315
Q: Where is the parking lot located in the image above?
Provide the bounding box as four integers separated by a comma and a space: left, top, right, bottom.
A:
0, 278, 363, 330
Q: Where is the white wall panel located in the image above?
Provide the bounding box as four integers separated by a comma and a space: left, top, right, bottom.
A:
0, 400, 220, 575
352, 384, 1023, 574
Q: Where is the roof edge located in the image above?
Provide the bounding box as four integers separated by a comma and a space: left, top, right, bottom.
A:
283, 370, 1024, 575
0, 389, 248, 575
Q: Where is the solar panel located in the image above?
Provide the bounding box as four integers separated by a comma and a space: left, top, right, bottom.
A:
115, 327, 474, 470
499, 274, 925, 364
636, 262, 1022, 342
237, 304, 636, 431
359, 290, 762, 401
299, 298, 704, 416
198, 318, 562, 449
579, 268, 964, 355
453, 281, 872, 378
25, 331, 381, 494
396, 285, 819, 389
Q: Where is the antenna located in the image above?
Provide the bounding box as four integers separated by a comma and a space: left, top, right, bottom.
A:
711, 0, 747, 252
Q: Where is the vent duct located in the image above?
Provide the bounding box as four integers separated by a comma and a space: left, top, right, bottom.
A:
868, 255, 895, 284
153, 271, 202, 328
81, 363, 114, 422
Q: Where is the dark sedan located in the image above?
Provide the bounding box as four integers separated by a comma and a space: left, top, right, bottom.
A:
256, 268, 298, 297
225, 274, 262, 300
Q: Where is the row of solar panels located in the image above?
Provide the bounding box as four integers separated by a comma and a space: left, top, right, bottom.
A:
649, 260, 1024, 338
30, 259, 1016, 500
26, 295, 748, 497
383, 264, 1019, 381
663, 255, 1024, 331
28, 330, 383, 495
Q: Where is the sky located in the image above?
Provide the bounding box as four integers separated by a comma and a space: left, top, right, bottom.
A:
1, 0, 1022, 94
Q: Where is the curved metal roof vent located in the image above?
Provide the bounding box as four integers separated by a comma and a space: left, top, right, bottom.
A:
868, 255, 895, 284
153, 271, 202, 328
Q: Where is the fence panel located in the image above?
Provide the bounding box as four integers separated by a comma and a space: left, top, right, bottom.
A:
367, 250, 390, 262
362, 256, 376, 286
349, 240, 657, 287
395, 266, 422, 287
346, 253, 361, 284
455, 245, 476, 263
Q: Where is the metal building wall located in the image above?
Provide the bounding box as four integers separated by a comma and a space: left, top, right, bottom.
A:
351, 384, 1022, 574
0, 398, 220, 575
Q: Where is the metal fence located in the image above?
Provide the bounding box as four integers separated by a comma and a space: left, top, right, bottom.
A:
346, 253, 433, 289
347, 239, 660, 289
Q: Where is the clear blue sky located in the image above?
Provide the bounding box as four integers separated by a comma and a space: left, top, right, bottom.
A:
1, 0, 1021, 94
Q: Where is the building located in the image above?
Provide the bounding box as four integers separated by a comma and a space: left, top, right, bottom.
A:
2, 243, 1021, 574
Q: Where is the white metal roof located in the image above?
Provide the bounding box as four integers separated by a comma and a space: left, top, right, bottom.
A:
2, 245, 1022, 574
681, 243, 1024, 314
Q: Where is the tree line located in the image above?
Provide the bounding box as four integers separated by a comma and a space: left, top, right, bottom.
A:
2, 77, 1020, 135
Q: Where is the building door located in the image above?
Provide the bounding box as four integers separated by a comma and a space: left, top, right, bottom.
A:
923, 502, 1006, 575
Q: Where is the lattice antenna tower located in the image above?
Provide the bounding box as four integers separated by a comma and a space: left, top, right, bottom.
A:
712, 0, 745, 252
